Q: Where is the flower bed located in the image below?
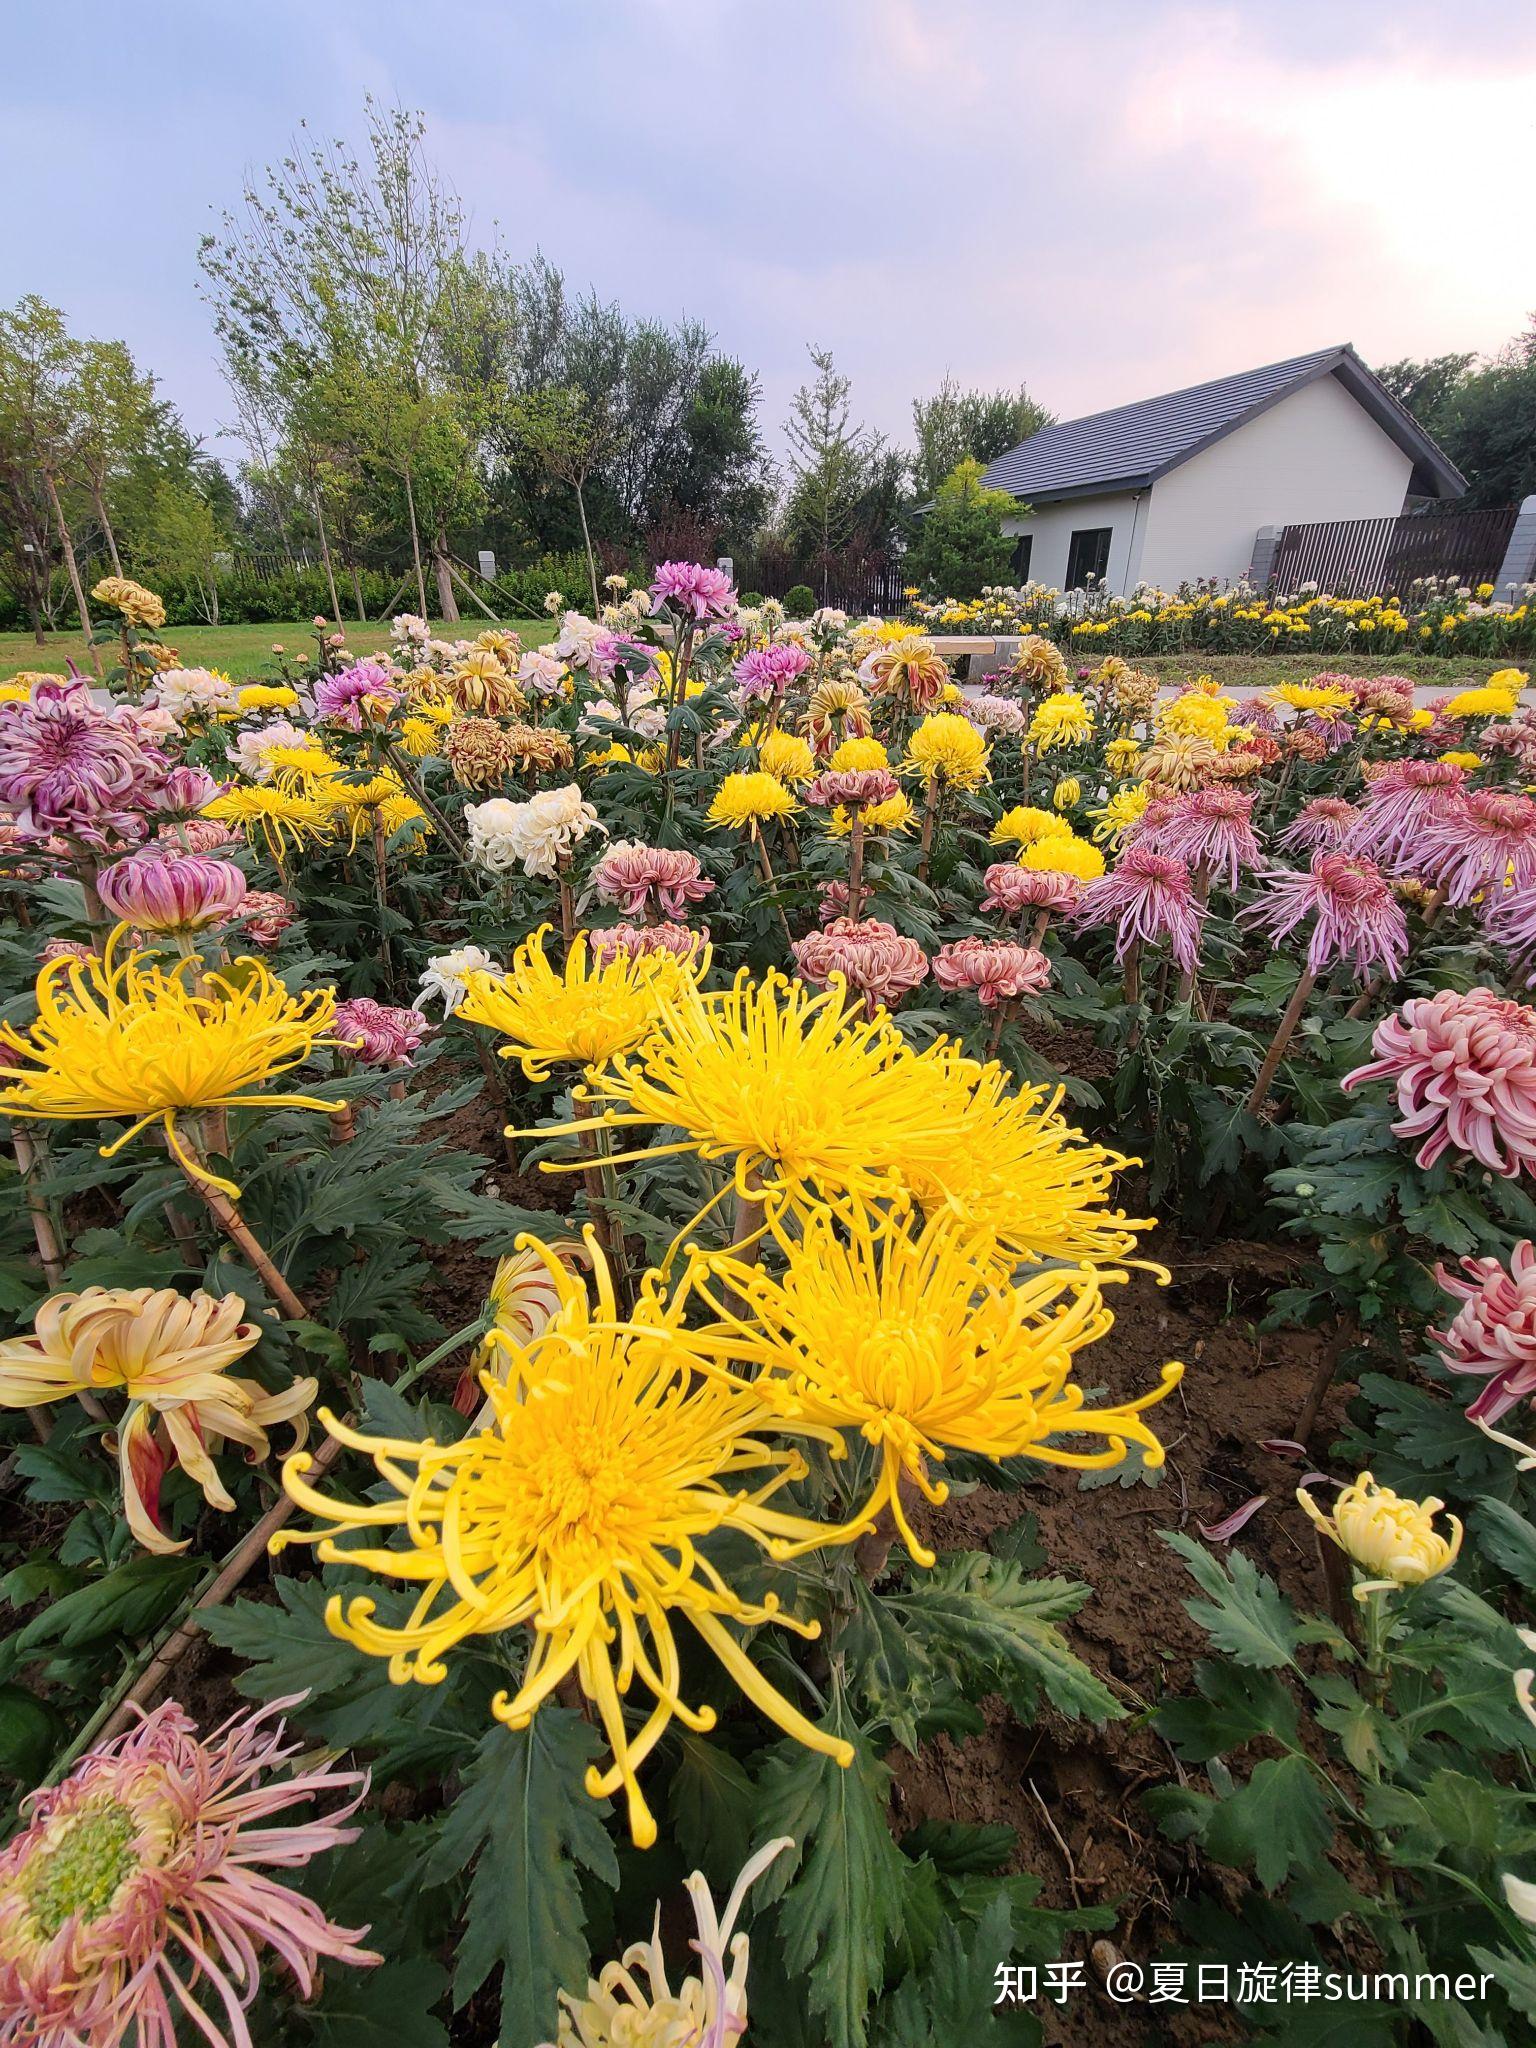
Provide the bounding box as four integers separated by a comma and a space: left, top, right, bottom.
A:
0, 585, 1533, 2045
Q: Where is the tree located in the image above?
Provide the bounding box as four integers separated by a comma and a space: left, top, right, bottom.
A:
911, 377, 1052, 503
905, 457, 1019, 598
1439, 326, 1536, 511
0, 297, 100, 668
69, 339, 157, 576
1373, 353, 1478, 444
783, 346, 883, 589
509, 386, 617, 612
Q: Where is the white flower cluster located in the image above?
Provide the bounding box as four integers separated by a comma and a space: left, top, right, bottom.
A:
153, 667, 237, 719
415, 944, 504, 1015
465, 784, 604, 878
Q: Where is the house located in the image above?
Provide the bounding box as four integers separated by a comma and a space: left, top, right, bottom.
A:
976, 345, 1466, 595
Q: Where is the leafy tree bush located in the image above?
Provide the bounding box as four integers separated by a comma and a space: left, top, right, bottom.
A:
905, 458, 1019, 599
784, 583, 815, 618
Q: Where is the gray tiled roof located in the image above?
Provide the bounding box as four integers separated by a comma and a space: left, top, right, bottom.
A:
978, 345, 1464, 503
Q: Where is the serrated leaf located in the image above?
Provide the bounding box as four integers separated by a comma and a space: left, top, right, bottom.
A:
669, 1734, 756, 1888
1153, 1659, 1300, 1762
300, 1956, 449, 2048
840, 1575, 964, 1751
900, 1821, 1017, 1876
1163, 1531, 1300, 1669
1468, 1944, 1536, 2023
424, 1715, 619, 2048
883, 1552, 1120, 1723
756, 1707, 907, 2048
204, 1578, 383, 1699
0, 1554, 199, 1680
1201, 1755, 1334, 1891
1366, 1770, 1536, 1863
1472, 1497, 1536, 1590
871, 1893, 1030, 2047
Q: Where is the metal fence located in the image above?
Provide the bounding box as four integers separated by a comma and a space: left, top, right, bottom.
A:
1268, 505, 1517, 598
732, 558, 911, 615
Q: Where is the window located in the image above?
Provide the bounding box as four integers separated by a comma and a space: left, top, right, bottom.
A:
1065, 527, 1112, 590
1011, 533, 1033, 581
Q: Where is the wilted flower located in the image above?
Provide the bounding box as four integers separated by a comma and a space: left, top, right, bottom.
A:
334, 997, 429, 1068
933, 938, 1051, 1006
1433, 1241, 1536, 1423
1010, 635, 1070, 692
233, 889, 296, 948
1297, 1472, 1462, 1598
0, 1697, 375, 2045
1243, 851, 1407, 978
444, 717, 519, 789
1343, 986, 1536, 1176
650, 560, 737, 620
97, 853, 247, 934
790, 917, 928, 1018
1419, 789, 1536, 906
465, 785, 603, 877
591, 840, 714, 920
504, 723, 575, 774
1278, 796, 1360, 855
805, 674, 871, 754
1075, 847, 1203, 972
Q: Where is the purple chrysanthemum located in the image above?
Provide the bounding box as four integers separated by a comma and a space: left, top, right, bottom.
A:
312, 661, 400, 730
1345, 760, 1466, 871
731, 644, 812, 702
1242, 850, 1407, 978
1145, 787, 1262, 890
0, 681, 169, 848
649, 561, 737, 622
1277, 796, 1360, 856
1418, 789, 1536, 906
1074, 846, 1204, 972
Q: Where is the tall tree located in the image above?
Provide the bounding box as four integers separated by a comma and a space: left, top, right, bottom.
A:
1373, 353, 1478, 444
782, 346, 876, 585
910, 377, 1052, 502
0, 297, 100, 668
1439, 321, 1536, 512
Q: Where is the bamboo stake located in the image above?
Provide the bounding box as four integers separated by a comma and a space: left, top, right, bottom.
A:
173, 1144, 310, 1322
1245, 968, 1319, 1120
847, 812, 866, 922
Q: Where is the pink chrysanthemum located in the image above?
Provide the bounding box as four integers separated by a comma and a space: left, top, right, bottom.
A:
312, 661, 400, 730
231, 891, 297, 948
158, 819, 240, 856
932, 939, 1051, 1007
333, 997, 429, 1068
790, 917, 927, 1018
98, 854, 247, 934
1147, 787, 1262, 889
587, 920, 709, 964
963, 694, 1028, 736
731, 644, 811, 702
589, 840, 714, 920
979, 862, 1082, 918
1345, 759, 1467, 871
803, 768, 901, 810
156, 767, 224, 817
649, 561, 737, 622
1432, 1241, 1536, 1423
0, 682, 169, 849
1343, 986, 1536, 1176
1242, 850, 1407, 978
1074, 847, 1204, 972
1484, 884, 1536, 980
1277, 797, 1360, 856
0, 1697, 376, 2048
1418, 789, 1536, 907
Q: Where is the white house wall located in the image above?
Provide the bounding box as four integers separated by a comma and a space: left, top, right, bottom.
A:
1134, 373, 1415, 590
1001, 491, 1149, 596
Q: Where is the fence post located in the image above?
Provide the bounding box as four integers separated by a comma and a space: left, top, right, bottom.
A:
1247, 526, 1281, 589
1496, 496, 1536, 598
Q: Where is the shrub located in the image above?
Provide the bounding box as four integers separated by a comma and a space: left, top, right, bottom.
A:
784, 583, 815, 618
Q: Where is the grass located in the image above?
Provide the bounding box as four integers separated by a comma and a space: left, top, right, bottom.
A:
0, 617, 554, 681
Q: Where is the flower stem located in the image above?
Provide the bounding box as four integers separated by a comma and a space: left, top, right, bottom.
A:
918, 773, 941, 883
173, 1141, 310, 1321
1245, 967, 1318, 1118
848, 813, 865, 921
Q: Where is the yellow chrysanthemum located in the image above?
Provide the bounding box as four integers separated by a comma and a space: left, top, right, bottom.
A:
1016, 834, 1106, 881
990, 804, 1075, 850
459, 926, 704, 1081
1028, 690, 1093, 750
274, 1235, 853, 1849
707, 771, 798, 829
445, 650, 524, 717
315, 770, 423, 851
903, 712, 990, 790
1267, 682, 1355, 714
1158, 693, 1232, 746
1297, 1471, 1462, 1600
1439, 750, 1484, 771
201, 785, 335, 859
0, 937, 342, 1195
236, 685, 299, 712
903, 1044, 1151, 1268
555, 969, 960, 1223
693, 1206, 1181, 1565
1488, 668, 1530, 695
266, 743, 342, 786
398, 715, 442, 758
757, 731, 816, 785
0, 1287, 313, 1553
91, 576, 165, 629
829, 735, 889, 772
1091, 783, 1152, 846
1445, 684, 1520, 719
1052, 776, 1080, 810
826, 790, 917, 837
805, 675, 871, 752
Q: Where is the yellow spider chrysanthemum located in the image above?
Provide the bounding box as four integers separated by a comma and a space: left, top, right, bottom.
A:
1016, 834, 1106, 881
0, 937, 342, 1195
693, 1207, 1181, 1565
1053, 776, 1081, 810
1028, 690, 1093, 750
830, 734, 890, 773
316, 770, 421, 852
707, 771, 798, 829
0, 1287, 314, 1553
902, 1044, 1153, 1268
826, 790, 917, 837
266, 743, 344, 786
990, 804, 1074, 850
459, 926, 705, 1081
903, 712, 990, 790
1090, 783, 1153, 846
397, 715, 443, 758
274, 1235, 853, 1848
757, 731, 816, 785
201, 785, 335, 859
555, 969, 958, 1222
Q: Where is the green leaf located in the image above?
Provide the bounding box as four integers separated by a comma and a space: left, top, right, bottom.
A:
1201, 1756, 1335, 1892
884, 1552, 1121, 1723
1163, 1531, 1300, 1669
0, 1554, 199, 1679
1468, 1944, 1536, 2023
204, 1578, 384, 1699
0, 1683, 65, 1781
871, 1893, 1035, 2048
840, 1575, 970, 1751
669, 1734, 756, 1889
424, 1715, 619, 2048
757, 1708, 907, 2048
899, 1821, 1017, 1876
1153, 1660, 1299, 1762
1365, 1770, 1536, 1863
1472, 1496, 1536, 1590
300, 1957, 450, 2048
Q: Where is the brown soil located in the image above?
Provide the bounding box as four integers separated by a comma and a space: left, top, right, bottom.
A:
888, 1234, 1345, 2047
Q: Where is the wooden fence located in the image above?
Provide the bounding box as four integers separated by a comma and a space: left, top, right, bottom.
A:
1268, 505, 1517, 598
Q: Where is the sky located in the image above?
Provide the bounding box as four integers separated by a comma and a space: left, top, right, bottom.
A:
4, 0, 1534, 478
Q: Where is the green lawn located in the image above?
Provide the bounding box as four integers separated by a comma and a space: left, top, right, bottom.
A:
0, 617, 554, 682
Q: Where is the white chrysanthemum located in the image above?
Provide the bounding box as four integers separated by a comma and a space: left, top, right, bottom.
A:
228, 719, 308, 784
517, 650, 567, 697
415, 945, 504, 1015
553, 612, 602, 666
465, 784, 604, 878
154, 667, 237, 718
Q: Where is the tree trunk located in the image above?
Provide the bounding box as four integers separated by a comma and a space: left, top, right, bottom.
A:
43, 470, 101, 677
311, 484, 343, 626
574, 479, 600, 615
349, 561, 365, 622
402, 463, 429, 619
92, 480, 122, 575
433, 513, 459, 623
